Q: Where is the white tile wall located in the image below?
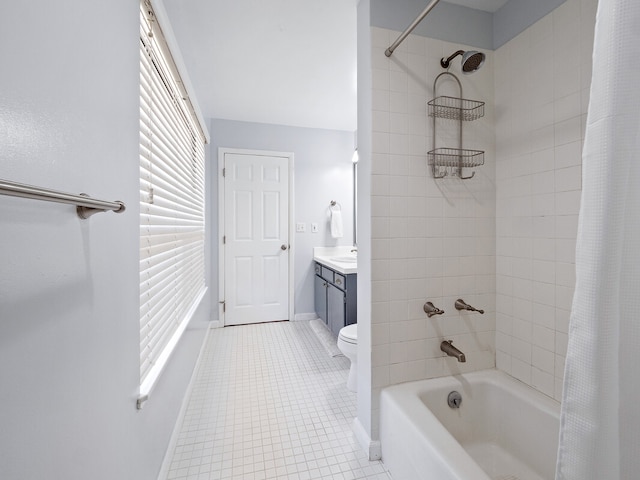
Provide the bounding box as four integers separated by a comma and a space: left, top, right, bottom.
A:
494, 0, 597, 400
365, 0, 599, 443
369, 27, 497, 438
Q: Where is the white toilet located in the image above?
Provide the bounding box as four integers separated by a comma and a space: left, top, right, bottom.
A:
337, 324, 358, 392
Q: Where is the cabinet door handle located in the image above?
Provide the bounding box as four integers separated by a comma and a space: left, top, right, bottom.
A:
335, 278, 342, 286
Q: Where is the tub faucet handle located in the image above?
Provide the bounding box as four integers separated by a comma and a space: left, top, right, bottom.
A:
454, 298, 484, 314
424, 302, 444, 317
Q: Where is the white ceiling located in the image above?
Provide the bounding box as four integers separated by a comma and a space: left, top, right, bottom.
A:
162, 0, 507, 132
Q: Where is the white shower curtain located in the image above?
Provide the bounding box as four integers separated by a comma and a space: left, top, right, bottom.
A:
555, 0, 640, 479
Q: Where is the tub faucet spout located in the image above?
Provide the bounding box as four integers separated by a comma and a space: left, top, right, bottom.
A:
441, 340, 466, 362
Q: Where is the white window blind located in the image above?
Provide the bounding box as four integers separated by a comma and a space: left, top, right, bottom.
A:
139, 0, 206, 402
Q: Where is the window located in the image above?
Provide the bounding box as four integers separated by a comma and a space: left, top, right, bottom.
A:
139, 0, 207, 405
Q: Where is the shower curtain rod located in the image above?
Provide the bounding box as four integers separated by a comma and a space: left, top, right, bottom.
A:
0, 178, 126, 219
385, 0, 441, 57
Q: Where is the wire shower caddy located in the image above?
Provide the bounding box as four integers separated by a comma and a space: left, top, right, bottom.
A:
428, 72, 485, 179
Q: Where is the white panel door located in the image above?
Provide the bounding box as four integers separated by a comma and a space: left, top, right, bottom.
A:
223, 151, 290, 325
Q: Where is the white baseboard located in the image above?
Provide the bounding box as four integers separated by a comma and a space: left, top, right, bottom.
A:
157, 326, 212, 480
293, 313, 317, 321
212, 316, 314, 325
352, 417, 382, 461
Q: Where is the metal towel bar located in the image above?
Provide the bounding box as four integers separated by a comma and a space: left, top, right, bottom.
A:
0, 178, 126, 219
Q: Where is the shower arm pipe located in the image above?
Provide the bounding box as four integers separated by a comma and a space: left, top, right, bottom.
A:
384, 0, 441, 57
0, 178, 126, 219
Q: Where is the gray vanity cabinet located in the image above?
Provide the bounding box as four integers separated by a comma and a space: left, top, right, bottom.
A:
314, 262, 357, 336
314, 273, 328, 324
327, 283, 346, 336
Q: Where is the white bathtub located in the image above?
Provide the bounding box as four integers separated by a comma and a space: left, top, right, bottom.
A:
380, 369, 560, 480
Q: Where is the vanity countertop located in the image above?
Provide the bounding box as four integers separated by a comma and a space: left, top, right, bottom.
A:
313, 246, 357, 275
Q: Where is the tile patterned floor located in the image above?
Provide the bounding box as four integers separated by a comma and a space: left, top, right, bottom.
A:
164, 321, 390, 480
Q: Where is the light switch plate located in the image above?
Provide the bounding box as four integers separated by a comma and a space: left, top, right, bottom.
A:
311, 223, 318, 233
296, 222, 306, 233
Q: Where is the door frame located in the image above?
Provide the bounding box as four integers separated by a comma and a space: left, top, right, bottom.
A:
217, 147, 295, 326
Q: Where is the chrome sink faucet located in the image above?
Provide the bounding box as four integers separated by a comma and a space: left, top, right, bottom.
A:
441, 340, 466, 363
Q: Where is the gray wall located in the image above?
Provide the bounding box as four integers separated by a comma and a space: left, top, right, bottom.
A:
0, 1, 210, 478
493, 0, 566, 48
371, 0, 566, 49
371, 0, 494, 49
209, 119, 356, 319
355, 0, 375, 453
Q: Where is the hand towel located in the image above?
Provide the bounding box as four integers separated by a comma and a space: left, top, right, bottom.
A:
330, 208, 343, 238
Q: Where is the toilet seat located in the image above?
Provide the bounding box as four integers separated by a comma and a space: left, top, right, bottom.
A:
338, 324, 357, 344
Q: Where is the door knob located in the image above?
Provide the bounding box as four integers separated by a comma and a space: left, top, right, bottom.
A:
281, 244, 288, 250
